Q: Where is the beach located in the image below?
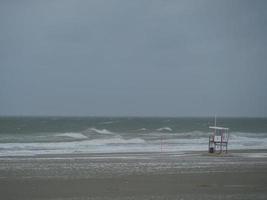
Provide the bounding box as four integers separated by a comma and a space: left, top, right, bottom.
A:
1, 117, 267, 199
1, 150, 267, 200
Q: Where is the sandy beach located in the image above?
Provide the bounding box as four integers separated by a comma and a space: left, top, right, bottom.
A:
0, 150, 267, 200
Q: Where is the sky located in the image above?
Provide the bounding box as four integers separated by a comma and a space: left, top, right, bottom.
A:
0, 0, 267, 117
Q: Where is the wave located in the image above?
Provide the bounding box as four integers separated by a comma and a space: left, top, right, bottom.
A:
99, 121, 116, 125
55, 132, 88, 139
0, 137, 147, 156
1, 130, 267, 157
89, 137, 146, 145
145, 131, 209, 138
1, 135, 267, 157
230, 132, 267, 138
175, 131, 209, 138
157, 127, 173, 132
136, 128, 147, 131
150, 137, 207, 145
86, 128, 114, 135
147, 131, 267, 139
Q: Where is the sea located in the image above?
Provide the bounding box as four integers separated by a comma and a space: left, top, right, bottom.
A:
0, 117, 267, 157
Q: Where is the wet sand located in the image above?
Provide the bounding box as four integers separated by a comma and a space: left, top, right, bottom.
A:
1, 150, 267, 200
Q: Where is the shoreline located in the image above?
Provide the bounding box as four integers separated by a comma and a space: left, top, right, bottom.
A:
1, 148, 267, 159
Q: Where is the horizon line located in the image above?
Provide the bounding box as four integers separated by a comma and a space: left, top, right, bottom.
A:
0, 115, 266, 118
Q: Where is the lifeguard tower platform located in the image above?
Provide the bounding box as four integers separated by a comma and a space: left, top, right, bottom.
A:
208, 126, 229, 154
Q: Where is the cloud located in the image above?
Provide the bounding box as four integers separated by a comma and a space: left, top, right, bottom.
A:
0, 0, 267, 116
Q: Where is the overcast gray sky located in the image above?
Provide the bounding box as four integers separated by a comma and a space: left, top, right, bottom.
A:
0, 0, 267, 117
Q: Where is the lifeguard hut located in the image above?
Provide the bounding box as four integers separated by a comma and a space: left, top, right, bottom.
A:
208, 118, 229, 153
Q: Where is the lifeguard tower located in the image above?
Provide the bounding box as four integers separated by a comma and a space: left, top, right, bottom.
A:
208, 118, 229, 153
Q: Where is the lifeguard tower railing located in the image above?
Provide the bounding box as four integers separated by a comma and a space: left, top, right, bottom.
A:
209, 126, 229, 153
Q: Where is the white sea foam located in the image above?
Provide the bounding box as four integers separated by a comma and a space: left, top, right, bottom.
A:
147, 131, 209, 138
157, 127, 173, 132
87, 128, 114, 135
0, 137, 147, 156
90, 137, 146, 145
1, 131, 267, 157
56, 132, 87, 139
229, 135, 267, 149
138, 128, 147, 131
230, 132, 267, 138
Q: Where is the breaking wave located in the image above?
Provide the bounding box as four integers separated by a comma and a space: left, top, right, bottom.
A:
157, 127, 173, 132
86, 128, 114, 135
1, 129, 267, 157
89, 137, 146, 145
146, 131, 209, 138
0, 137, 147, 156
55, 132, 88, 139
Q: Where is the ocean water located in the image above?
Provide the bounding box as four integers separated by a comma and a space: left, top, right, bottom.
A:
0, 117, 267, 156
